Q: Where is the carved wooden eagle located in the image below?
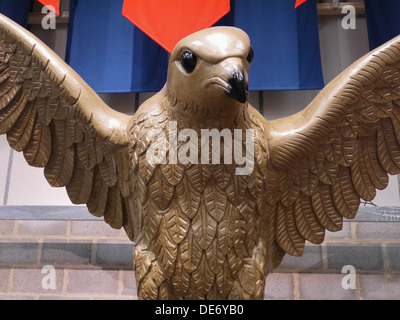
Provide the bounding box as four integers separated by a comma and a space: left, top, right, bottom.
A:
1, 13, 400, 300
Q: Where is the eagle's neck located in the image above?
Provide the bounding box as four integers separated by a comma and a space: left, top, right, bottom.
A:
165, 91, 249, 131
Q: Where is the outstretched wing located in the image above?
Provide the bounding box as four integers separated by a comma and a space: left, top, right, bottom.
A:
264, 34, 400, 257
0, 14, 135, 236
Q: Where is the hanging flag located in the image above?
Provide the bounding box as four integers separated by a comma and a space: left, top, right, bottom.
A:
216, 0, 324, 90
0, 0, 30, 27
37, 0, 60, 15
67, 0, 323, 93
66, 0, 169, 93
295, 0, 307, 9
122, 0, 230, 53
364, 0, 400, 50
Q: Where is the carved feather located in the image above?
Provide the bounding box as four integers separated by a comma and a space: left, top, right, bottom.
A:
275, 202, 305, 256
294, 193, 325, 244
300, 165, 319, 196
377, 118, 400, 174
212, 163, 233, 190
311, 182, 343, 232
165, 204, 190, 245
205, 238, 225, 276
66, 152, 94, 204
153, 218, 177, 279
180, 229, 202, 273
0, 86, 26, 133
148, 167, 174, 210
215, 262, 234, 296
217, 202, 235, 256
161, 162, 184, 186
99, 153, 118, 187
44, 120, 74, 187
115, 149, 133, 197
363, 137, 388, 190
350, 139, 377, 200
175, 175, 201, 219
6, 102, 35, 151
192, 200, 217, 251
103, 185, 124, 229
171, 251, 190, 296
23, 115, 51, 167
186, 162, 212, 193
87, 166, 109, 217
142, 201, 162, 245
204, 178, 227, 222
192, 254, 215, 297
76, 133, 97, 170
225, 174, 247, 206
227, 245, 244, 279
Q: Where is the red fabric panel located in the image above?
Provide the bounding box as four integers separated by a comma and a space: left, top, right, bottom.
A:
37, 0, 59, 15
122, 0, 230, 53
295, 0, 307, 9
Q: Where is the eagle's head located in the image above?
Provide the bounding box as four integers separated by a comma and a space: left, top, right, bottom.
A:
166, 26, 253, 115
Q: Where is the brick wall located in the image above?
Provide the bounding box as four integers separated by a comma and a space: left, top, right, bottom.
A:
267, 222, 400, 300
0, 220, 137, 300
0, 219, 399, 300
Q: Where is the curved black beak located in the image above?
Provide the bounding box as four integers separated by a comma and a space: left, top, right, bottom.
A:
227, 71, 248, 103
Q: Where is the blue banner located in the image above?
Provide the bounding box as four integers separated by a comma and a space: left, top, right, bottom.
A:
218, 0, 324, 90
0, 0, 30, 27
66, 0, 169, 93
365, 0, 400, 50
66, 0, 324, 93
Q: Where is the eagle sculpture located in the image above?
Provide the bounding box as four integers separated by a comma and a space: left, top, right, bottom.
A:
1, 13, 400, 300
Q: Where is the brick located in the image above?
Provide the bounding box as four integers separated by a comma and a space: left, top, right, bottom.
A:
37, 293, 137, 300
356, 222, 400, 239
359, 274, 400, 300
0, 268, 10, 292
106, 295, 137, 300
264, 273, 294, 300
17, 221, 67, 236
0, 241, 38, 265
41, 241, 92, 266
324, 222, 352, 239
70, 221, 125, 238
0, 221, 15, 236
38, 294, 90, 300
326, 244, 383, 271
91, 294, 137, 300
298, 273, 357, 300
94, 242, 133, 268
67, 269, 120, 295
121, 270, 138, 297
278, 245, 322, 272
0, 294, 36, 300
385, 244, 400, 272
12, 267, 64, 294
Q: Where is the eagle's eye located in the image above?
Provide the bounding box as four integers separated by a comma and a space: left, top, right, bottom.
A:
247, 47, 254, 64
180, 50, 197, 73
